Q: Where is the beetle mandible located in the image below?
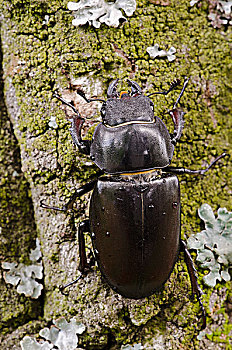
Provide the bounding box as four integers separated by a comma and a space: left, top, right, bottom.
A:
41, 78, 227, 330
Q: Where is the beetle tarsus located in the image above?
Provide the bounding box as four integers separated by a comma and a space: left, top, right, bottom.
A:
40, 199, 68, 212
53, 93, 81, 115
59, 274, 83, 295
181, 240, 206, 330
76, 89, 105, 103
59, 220, 91, 294
172, 77, 190, 109
147, 77, 182, 97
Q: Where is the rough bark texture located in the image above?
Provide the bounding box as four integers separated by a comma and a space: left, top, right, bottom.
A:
0, 0, 231, 349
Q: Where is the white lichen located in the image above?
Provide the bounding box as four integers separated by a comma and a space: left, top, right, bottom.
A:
146, 44, 176, 62
2, 238, 43, 298
190, 0, 232, 27
20, 317, 86, 350
67, 0, 136, 28
20, 337, 53, 350
121, 344, 143, 350
48, 116, 58, 129
187, 204, 232, 288
218, 0, 232, 15
190, 0, 200, 6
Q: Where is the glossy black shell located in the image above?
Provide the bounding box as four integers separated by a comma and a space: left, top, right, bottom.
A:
90, 94, 174, 174
90, 118, 174, 174
89, 173, 180, 299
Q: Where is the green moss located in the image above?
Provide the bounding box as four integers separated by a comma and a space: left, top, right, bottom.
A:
0, 0, 231, 348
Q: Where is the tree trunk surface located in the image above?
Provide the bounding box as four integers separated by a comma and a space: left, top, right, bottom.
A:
0, 0, 231, 349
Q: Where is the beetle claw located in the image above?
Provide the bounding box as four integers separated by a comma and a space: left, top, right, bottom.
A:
40, 199, 67, 212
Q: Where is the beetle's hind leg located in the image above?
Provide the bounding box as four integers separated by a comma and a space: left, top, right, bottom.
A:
60, 219, 93, 294
181, 240, 206, 330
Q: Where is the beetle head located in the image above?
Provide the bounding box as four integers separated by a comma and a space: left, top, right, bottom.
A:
101, 79, 154, 127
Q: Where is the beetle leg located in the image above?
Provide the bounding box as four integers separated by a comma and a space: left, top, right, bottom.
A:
59, 219, 92, 294
164, 152, 228, 175
181, 240, 206, 330
169, 108, 185, 145
54, 93, 91, 155
168, 78, 190, 144
69, 115, 91, 155
172, 77, 189, 109
78, 220, 91, 272
147, 78, 181, 97
40, 179, 97, 211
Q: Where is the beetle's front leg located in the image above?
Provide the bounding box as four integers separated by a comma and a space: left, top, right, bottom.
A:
169, 108, 185, 145
54, 93, 91, 155
148, 78, 182, 97
70, 115, 90, 155
168, 77, 189, 144
181, 240, 206, 330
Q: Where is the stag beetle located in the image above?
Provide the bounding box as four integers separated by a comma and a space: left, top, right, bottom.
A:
41, 78, 227, 330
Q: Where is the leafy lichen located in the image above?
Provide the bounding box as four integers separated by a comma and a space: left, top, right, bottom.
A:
20, 317, 85, 350
2, 239, 43, 298
68, 0, 136, 28
0, 0, 231, 348
187, 204, 232, 287
147, 44, 176, 61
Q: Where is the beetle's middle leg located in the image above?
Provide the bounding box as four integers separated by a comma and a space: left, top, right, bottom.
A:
164, 152, 228, 175
40, 179, 97, 211
181, 240, 206, 330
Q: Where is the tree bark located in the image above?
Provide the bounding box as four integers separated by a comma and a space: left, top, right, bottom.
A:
0, 0, 231, 349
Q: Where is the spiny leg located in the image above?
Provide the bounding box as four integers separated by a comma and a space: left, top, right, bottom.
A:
148, 78, 189, 144
40, 179, 97, 212
169, 78, 189, 144
147, 78, 182, 97
169, 108, 185, 145
172, 78, 189, 109
181, 240, 206, 330
53, 93, 91, 155
60, 219, 91, 294
165, 152, 228, 175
